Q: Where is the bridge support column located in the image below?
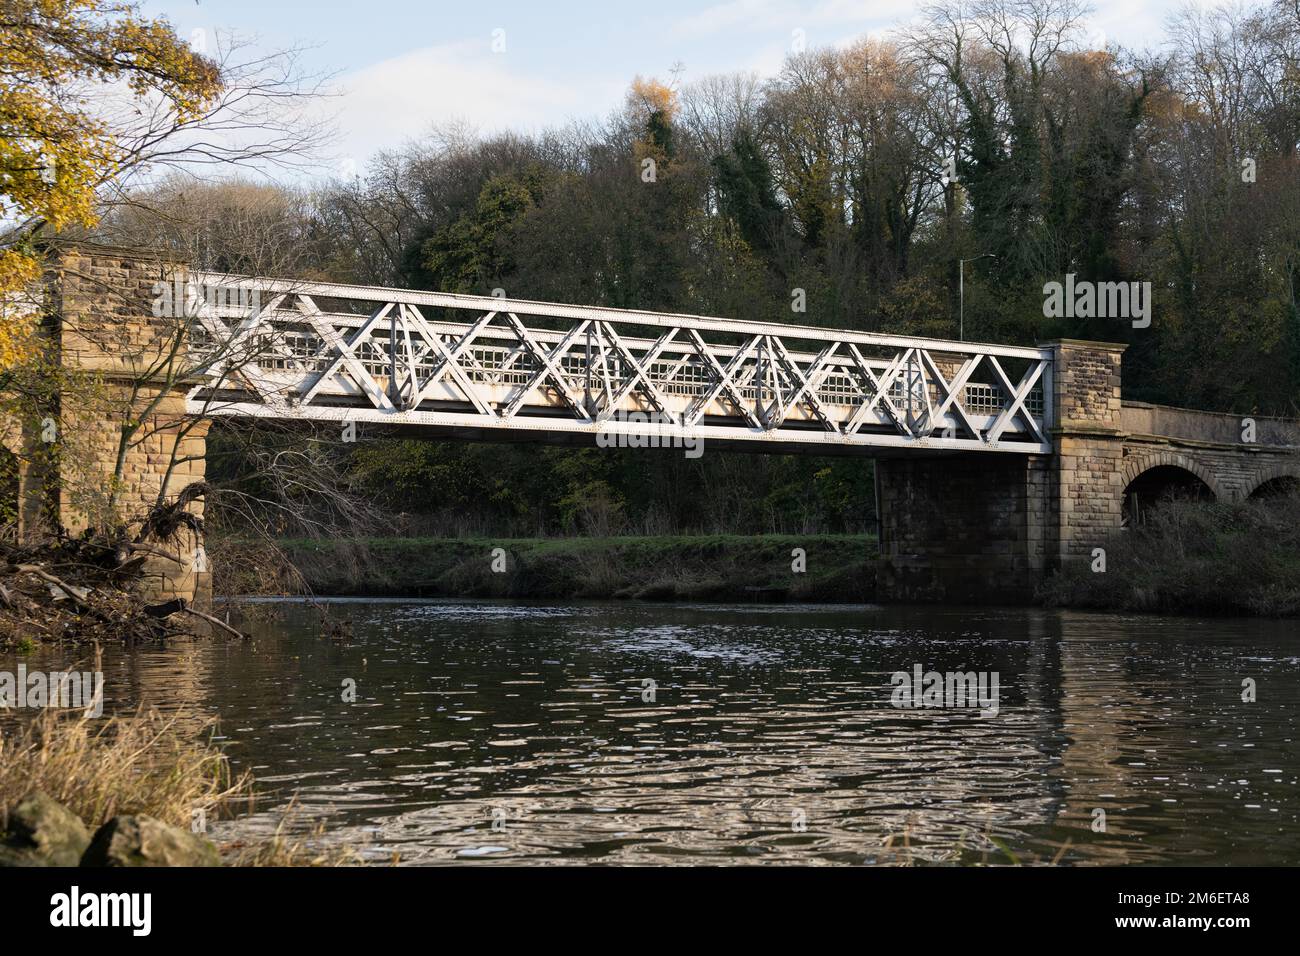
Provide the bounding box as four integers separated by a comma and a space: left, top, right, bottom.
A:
876, 454, 1053, 604
1042, 339, 1128, 566
28, 245, 211, 606
15, 431, 57, 541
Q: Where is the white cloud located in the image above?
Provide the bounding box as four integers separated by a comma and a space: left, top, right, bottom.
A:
331, 39, 618, 168
1088, 0, 1172, 53
320, 0, 1182, 175
674, 0, 921, 38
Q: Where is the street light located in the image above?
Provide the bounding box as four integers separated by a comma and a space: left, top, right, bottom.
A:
958, 252, 998, 341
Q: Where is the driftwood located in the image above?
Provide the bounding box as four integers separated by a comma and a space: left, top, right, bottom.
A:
115, 542, 185, 565
178, 601, 248, 639
14, 564, 112, 621
1, 537, 191, 644
0, 485, 227, 647
136, 482, 208, 544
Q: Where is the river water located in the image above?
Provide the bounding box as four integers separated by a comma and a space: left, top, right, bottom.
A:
15, 600, 1300, 865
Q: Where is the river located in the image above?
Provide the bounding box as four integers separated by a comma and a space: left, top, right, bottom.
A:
16, 600, 1300, 865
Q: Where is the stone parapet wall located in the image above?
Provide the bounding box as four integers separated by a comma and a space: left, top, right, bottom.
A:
1121, 402, 1300, 449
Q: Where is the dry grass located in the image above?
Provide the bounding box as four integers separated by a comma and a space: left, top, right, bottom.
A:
1039, 494, 1300, 615
0, 709, 367, 866
0, 705, 253, 833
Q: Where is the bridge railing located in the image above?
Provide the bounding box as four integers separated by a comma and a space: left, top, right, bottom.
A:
183, 273, 1054, 453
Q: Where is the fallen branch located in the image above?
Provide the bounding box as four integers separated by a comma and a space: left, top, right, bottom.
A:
2, 535, 197, 647
180, 603, 248, 639
123, 543, 184, 565
16, 564, 107, 618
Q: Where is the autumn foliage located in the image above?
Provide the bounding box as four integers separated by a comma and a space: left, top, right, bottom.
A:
0, 0, 222, 368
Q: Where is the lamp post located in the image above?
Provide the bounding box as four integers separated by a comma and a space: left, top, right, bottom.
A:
958, 253, 997, 341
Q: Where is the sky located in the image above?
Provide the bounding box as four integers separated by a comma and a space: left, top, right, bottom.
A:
146, 0, 1197, 177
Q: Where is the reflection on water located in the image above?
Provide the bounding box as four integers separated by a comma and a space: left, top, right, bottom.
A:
13, 601, 1300, 865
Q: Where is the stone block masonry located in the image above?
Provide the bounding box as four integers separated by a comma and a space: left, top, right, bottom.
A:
1048, 340, 1128, 565
17, 244, 210, 605
875, 340, 1128, 602
876, 453, 1052, 604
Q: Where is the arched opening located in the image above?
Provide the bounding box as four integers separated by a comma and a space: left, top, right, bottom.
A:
1248, 475, 1300, 500
1122, 465, 1214, 527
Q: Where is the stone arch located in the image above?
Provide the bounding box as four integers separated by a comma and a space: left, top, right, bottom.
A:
1121, 451, 1226, 502
1245, 464, 1300, 499
1120, 451, 1222, 526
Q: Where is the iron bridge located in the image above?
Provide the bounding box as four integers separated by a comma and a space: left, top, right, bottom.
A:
184, 273, 1055, 455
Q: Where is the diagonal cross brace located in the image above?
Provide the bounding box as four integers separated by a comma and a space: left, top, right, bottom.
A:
190, 293, 290, 406
298, 297, 395, 411
402, 304, 497, 418
500, 314, 594, 422
985, 357, 1048, 445
843, 346, 913, 437
921, 351, 982, 439
599, 324, 680, 425
683, 331, 763, 429
767, 339, 841, 433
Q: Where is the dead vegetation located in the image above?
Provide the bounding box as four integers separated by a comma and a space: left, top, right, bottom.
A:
1, 536, 181, 647
0, 707, 360, 865
0, 706, 252, 832
0, 485, 252, 648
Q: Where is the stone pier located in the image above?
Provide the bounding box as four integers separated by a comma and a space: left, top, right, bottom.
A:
13, 244, 209, 605
876, 340, 1127, 603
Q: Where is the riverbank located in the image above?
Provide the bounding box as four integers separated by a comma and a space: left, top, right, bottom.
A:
1039, 496, 1300, 616
0, 707, 342, 866
0, 535, 211, 650
221, 494, 1300, 616
217, 534, 877, 604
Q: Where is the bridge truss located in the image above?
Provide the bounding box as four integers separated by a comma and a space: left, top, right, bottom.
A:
184, 273, 1054, 455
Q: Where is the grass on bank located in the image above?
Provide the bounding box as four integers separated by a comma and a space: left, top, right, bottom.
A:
216, 495, 1300, 616
0, 707, 354, 865
0, 706, 250, 832
1039, 495, 1300, 616
213, 533, 878, 603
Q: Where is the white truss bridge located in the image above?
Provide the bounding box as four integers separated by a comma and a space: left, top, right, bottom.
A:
185, 273, 1054, 455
